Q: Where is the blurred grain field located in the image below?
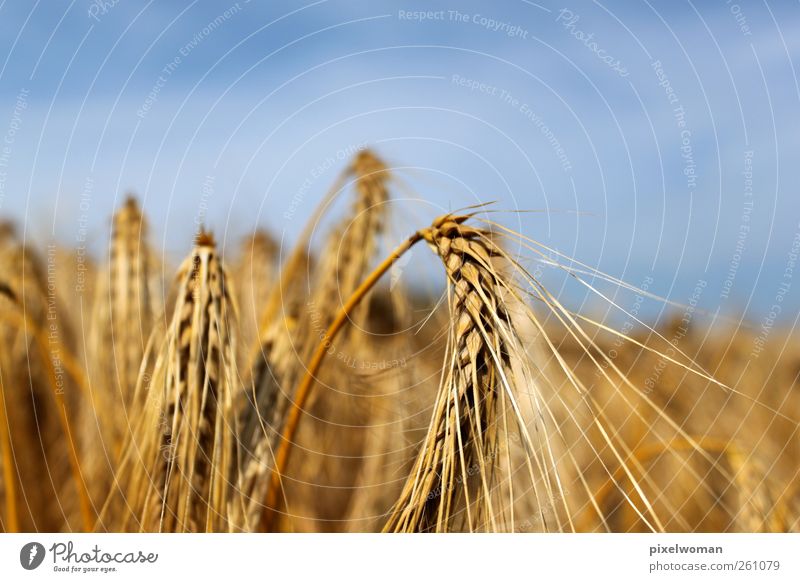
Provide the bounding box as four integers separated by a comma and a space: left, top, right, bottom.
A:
0, 150, 797, 533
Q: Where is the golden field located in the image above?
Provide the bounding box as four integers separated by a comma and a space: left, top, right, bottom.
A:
0, 150, 797, 533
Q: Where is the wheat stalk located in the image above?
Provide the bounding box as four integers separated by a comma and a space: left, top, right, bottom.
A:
103, 231, 240, 532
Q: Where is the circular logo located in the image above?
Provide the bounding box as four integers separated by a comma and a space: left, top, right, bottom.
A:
20, 542, 46, 570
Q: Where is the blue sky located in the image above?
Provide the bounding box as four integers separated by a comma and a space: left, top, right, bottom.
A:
0, 1, 798, 324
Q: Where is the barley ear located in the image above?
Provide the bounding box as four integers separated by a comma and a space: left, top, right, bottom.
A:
104, 231, 240, 532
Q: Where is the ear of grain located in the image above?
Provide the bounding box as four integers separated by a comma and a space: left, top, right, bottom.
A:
315, 150, 389, 332
238, 150, 391, 531
0, 154, 795, 535
84, 197, 162, 506
277, 150, 393, 530
102, 232, 240, 532
384, 216, 549, 533
0, 225, 89, 531
93, 197, 162, 404
232, 230, 277, 370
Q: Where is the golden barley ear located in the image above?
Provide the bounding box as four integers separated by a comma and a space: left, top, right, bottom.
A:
102, 233, 241, 532
0, 224, 90, 531
383, 215, 552, 532
83, 196, 163, 506
277, 150, 395, 531
231, 230, 278, 371
238, 149, 392, 531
